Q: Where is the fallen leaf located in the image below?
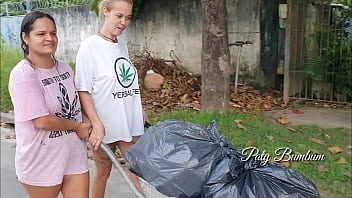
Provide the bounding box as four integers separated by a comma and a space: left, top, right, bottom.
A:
309, 138, 327, 145
234, 119, 246, 129
232, 104, 242, 108
179, 94, 189, 104
280, 161, 291, 167
273, 99, 279, 105
193, 106, 201, 111
284, 139, 293, 143
267, 136, 274, 142
260, 103, 272, 110
287, 127, 297, 132
328, 147, 344, 155
311, 149, 320, 154
277, 117, 289, 125
280, 102, 288, 108
234, 119, 243, 124
292, 109, 304, 114
317, 165, 329, 172
246, 141, 254, 147
278, 155, 291, 167
5, 134, 16, 139
344, 172, 352, 178
338, 157, 347, 164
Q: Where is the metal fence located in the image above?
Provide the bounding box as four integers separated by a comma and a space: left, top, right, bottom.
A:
284, 0, 352, 103
0, 0, 90, 16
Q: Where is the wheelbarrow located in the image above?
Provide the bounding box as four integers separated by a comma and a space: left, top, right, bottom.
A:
100, 122, 173, 198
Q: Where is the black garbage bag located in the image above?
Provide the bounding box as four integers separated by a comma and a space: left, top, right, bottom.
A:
203, 150, 321, 198
125, 120, 234, 198
125, 120, 320, 198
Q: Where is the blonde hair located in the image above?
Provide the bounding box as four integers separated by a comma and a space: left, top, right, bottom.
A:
98, 0, 133, 16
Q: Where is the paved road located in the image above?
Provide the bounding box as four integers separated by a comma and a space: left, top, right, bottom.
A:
0, 127, 137, 198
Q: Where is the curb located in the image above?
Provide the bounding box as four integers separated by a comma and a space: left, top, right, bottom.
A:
0, 112, 14, 124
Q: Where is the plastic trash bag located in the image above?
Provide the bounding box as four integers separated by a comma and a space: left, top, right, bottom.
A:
125, 120, 233, 198
125, 120, 320, 198
203, 155, 321, 198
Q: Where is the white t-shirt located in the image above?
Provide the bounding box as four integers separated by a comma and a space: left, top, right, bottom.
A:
75, 35, 144, 143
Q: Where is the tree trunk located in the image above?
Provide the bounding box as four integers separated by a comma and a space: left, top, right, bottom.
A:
201, 0, 231, 112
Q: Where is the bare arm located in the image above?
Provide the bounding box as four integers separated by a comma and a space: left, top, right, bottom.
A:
32, 115, 90, 141
79, 91, 105, 150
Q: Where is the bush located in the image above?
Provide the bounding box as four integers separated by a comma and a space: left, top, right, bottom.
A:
306, 25, 352, 100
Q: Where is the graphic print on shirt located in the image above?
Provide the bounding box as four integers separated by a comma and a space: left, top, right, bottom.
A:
114, 57, 136, 88
49, 83, 81, 139
55, 83, 80, 121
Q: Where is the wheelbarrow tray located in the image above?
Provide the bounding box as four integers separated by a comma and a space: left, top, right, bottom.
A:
100, 143, 173, 198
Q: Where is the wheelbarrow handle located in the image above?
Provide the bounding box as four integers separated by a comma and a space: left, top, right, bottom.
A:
100, 143, 145, 198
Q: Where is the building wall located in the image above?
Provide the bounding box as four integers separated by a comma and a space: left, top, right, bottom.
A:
0, 0, 261, 76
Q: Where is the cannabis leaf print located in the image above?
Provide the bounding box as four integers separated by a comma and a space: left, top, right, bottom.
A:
55, 83, 80, 121
119, 63, 133, 83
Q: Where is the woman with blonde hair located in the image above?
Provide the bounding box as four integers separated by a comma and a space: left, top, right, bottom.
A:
75, 0, 147, 197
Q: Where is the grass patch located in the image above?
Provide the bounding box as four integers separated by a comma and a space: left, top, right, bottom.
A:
149, 109, 352, 198
0, 46, 22, 112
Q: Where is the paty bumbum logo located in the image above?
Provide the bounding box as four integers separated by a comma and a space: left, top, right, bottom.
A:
114, 57, 136, 88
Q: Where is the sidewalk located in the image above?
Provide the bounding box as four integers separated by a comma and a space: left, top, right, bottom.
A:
0, 125, 137, 198
264, 107, 351, 129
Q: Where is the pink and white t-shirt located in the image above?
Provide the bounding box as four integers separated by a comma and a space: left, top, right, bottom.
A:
8, 59, 88, 186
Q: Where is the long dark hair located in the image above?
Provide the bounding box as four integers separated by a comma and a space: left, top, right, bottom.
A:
20, 11, 56, 56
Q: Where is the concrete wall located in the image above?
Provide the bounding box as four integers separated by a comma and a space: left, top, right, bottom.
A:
0, 0, 261, 75
1, 16, 24, 47
227, 0, 261, 76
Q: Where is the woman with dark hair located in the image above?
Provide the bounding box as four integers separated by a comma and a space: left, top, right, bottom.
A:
8, 11, 90, 198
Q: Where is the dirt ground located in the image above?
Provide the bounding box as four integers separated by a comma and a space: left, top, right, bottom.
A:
264, 107, 351, 129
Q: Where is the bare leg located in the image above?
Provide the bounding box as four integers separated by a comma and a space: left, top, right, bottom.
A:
22, 183, 61, 198
92, 161, 113, 198
91, 143, 117, 198
117, 140, 144, 195
61, 172, 89, 198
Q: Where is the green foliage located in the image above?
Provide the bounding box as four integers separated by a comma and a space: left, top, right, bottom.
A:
1, 0, 91, 16
0, 32, 5, 51
90, 0, 100, 15
0, 46, 22, 111
149, 109, 351, 198
162, 83, 170, 89
90, 0, 145, 19
306, 17, 352, 99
